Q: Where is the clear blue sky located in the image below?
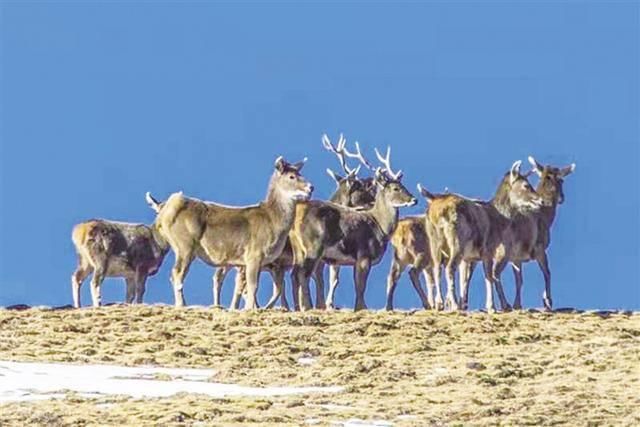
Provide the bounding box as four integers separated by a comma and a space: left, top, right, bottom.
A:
1, 2, 638, 310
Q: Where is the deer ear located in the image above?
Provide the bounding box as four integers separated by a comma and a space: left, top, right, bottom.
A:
326, 168, 343, 184
145, 192, 162, 213
291, 157, 307, 171
374, 168, 387, 188
274, 156, 286, 173
560, 163, 576, 177
528, 156, 543, 176
510, 160, 522, 185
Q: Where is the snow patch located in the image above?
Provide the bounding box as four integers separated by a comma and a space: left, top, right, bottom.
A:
332, 419, 393, 427
0, 360, 343, 403
297, 357, 317, 365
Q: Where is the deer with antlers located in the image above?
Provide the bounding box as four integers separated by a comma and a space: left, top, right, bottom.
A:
290, 142, 417, 311
146, 156, 313, 308
212, 134, 377, 310
419, 161, 544, 312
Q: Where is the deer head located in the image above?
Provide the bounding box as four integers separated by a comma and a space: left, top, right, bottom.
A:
322, 134, 376, 207
501, 160, 544, 212
273, 156, 313, 201
372, 146, 416, 208
528, 156, 576, 205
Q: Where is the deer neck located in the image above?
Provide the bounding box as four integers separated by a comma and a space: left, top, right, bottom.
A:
535, 184, 560, 227
490, 176, 522, 220
150, 225, 170, 255
263, 181, 298, 233
368, 192, 399, 237
329, 188, 348, 205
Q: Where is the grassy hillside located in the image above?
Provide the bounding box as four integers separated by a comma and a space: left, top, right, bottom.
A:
1, 306, 638, 426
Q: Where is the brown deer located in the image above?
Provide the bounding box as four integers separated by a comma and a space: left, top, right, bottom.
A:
71, 219, 169, 308
421, 161, 544, 312
291, 145, 417, 311
497, 156, 576, 310
385, 215, 440, 311
146, 156, 313, 308
217, 134, 377, 310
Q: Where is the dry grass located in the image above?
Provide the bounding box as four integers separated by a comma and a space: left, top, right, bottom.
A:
1, 306, 639, 426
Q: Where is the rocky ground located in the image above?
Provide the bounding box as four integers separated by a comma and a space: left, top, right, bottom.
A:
0, 305, 638, 426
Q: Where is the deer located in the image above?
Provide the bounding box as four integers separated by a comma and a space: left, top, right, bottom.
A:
495, 156, 576, 310
216, 134, 377, 310
290, 144, 417, 311
385, 214, 440, 311
419, 160, 544, 313
71, 219, 170, 308
145, 156, 313, 308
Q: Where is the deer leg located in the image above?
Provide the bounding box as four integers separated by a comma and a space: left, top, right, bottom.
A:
458, 260, 468, 310
230, 267, 246, 310
482, 259, 496, 313
265, 267, 285, 310
385, 258, 404, 311
512, 262, 524, 310
243, 261, 261, 310
493, 257, 512, 312
461, 261, 477, 310
536, 252, 552, 311
408, 267, 430, 309
325, 265, 341, 310
90, 265, 106, 308
125, 277, 136, 304
170, 253, 192, 307
353, 257, 371, 311
444, 254, 461, 311
290, 267, 301, 311
459, 260, 476, 311
71, 260, 92, 309
431, 262, 444, 311
422, 269, 436, 309
135, 273, 147, 304
212, 266, 230, 307
280, 271, 290, 311
296, 258, 316, 311
313, 262, 326, 310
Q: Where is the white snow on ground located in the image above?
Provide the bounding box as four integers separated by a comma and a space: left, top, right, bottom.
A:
332, 419, 394, 427
297, 356, 317, 365
0, 360, 343, 403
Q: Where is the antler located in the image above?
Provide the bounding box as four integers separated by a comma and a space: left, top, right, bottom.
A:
374, 146, 403, 180
343, 141, 374, 170
322, 133, 360, 176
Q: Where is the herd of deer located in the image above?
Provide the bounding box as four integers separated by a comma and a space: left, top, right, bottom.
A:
71, 135, 575, 313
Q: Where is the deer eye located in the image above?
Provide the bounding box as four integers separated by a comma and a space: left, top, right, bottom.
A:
289, 175, 295, 180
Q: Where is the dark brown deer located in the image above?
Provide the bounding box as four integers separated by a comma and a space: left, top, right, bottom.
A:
497, 156, 576, 310
421, 161, 544, 312
71, 219, 169, 308
291, 146, 417, 311
146, 156, 313, 308
217, 134, 377, 310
